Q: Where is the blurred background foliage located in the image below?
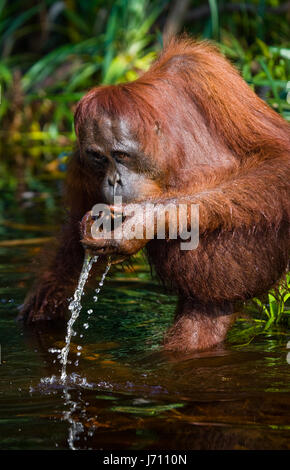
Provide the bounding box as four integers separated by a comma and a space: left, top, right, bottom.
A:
0, 1, 289, 331
0, 0, 289, 187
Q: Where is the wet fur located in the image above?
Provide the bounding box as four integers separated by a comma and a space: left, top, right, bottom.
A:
20, 37, 290, 351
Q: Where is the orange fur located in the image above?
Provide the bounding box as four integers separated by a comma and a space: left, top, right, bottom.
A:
20, 38, 290, 352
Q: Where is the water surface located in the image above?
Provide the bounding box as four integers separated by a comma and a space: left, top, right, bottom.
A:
0, 188, 290, 450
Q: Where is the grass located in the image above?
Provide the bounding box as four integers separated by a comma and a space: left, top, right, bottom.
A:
228, 273, 290, 345
252, 273, 290, 329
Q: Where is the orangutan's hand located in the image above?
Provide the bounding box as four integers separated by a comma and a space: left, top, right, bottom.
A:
80, 202, 153, 258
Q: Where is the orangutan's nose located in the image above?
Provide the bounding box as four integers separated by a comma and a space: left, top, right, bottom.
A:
108, 171, 121, 187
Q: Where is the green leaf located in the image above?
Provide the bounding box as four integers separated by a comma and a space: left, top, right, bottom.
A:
111, 403, 184, 416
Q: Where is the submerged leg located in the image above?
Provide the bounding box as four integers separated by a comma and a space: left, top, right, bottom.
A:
164, 298, 237, 352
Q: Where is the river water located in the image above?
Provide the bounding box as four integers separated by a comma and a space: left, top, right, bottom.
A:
0, 184, 289, 450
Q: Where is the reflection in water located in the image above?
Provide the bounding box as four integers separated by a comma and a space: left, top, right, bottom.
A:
0, 208, 290, 449
39, 373, 95, 449
62, 377, 90, 450
64, 388, 83, 451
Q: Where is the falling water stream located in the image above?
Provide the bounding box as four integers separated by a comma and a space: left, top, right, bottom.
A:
2, 159, 290, 450
60, 253, 111, 384
55, 253, 112, 448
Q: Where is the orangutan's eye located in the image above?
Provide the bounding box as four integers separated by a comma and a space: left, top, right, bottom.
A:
85, 149, 108, 169
85, 149, 107, 161
112, 151, 130, 163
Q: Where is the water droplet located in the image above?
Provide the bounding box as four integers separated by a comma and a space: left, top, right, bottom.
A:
59, 254, 111, 386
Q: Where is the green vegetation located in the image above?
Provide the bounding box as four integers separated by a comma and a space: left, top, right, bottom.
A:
228, 273, 290, 345
0, 0, 289, 336
1, 1, 289, 180
253, 273, 290, 328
